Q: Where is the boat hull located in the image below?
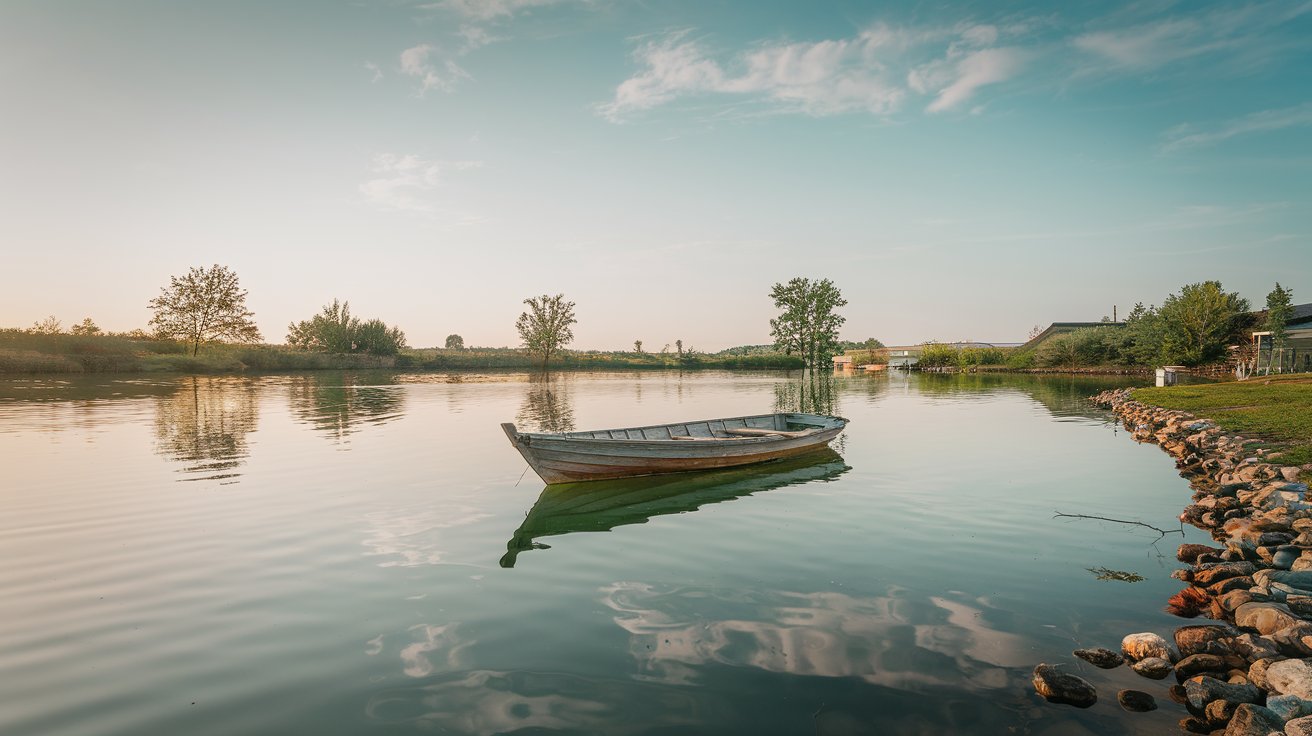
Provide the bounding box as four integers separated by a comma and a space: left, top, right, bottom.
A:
501, 413, 847, 484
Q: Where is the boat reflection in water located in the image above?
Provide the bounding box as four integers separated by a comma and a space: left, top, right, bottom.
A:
500, 449, 850, 568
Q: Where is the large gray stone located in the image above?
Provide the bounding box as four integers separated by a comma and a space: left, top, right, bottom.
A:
1266, 693, 1312, 722
1122, 632, 1173, 662
1268, 658, 1312, 699
1184, 676, 1261, 710
1176, 624, 1237, 657
1270, 570, 1312, 589
1131, 656, 1172, 679
1175, 653, 1229, 678
1287, 715, 1312, 736
1231, 633, 1282, 662
1073, 647, 1123, 669
1235, 602, 1302, 635
1224, 703, 1285, 736
1032, 663, 1096, 708
1117, 689, 1156, 712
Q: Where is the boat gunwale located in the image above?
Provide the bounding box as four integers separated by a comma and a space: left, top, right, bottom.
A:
511, 412, 848, 442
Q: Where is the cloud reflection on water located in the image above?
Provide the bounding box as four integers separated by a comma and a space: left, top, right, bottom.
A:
360, 504, 493, 567
364, 669, 707, 734
600, 582, 1033, 692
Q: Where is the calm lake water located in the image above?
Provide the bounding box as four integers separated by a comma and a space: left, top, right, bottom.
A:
1, 370, 1213, 735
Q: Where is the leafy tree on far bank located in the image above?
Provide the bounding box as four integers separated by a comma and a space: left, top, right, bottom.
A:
287, 299, 356, 352
633, 340, 643, 353
70, 317, 101, 336
769, 277, 847, 368
1156, 281, 1251, 366
29, 315, 62, 335
149, 264, 261, 355
286, 299, 405, 355
516, 294, 576, 369
353, 319, 407, 356
1266, 283, 1295, 353
1118, 302, 1166, 366
445, 334, 465, 350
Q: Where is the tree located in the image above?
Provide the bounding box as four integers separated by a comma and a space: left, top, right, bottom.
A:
353, 318, 407, 356
1266, 283, 1295, 355
1120, 302, 1164, 366
1156, 281, 1250, 366
286, 299, 405, 355
149, 265, 261, 355
445, 334, 465, 350
1027, 324, 1044, 341
69, 317, 101, 336
287, 299, 357, 352
675, 339, 683, 356
29, 315, 62, 335
633, 340, 643, 353
1036, 332, 1082, 371
515, 294, 576, 369
768, 277, 847, 368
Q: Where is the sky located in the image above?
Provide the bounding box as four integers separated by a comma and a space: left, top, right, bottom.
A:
1, 0, 1309, 350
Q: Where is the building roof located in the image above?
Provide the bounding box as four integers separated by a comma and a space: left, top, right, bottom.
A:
1282, 302, 1312, 326
1250, 302, 1312, 332
1019, 322, 1124, 351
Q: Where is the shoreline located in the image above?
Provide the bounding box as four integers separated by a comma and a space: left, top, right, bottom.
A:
1033, 387, 1312, 732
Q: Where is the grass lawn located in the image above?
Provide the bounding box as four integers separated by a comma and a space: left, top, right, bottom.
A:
1132, 375, 1312, 466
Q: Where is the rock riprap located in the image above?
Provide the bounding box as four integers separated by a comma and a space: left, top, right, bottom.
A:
1025, 388, 1312, 730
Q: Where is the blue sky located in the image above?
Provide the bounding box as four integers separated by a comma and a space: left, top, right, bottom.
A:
1, 0, 1309, 348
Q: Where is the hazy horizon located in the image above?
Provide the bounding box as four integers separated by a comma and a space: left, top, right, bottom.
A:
2, 1, 1309, 350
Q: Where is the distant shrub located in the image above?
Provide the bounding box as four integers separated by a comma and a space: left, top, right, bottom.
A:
141, 354, 248, 373
0, 349, 84, 373
918, 343, 959, 367
1006, 349, 1036, 370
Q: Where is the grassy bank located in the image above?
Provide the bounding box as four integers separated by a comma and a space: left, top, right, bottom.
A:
0, 332, 804, 374
1132, 374, 1312, 465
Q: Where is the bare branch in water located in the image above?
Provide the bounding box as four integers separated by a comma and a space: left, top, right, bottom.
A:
1054, 511, 1185, 542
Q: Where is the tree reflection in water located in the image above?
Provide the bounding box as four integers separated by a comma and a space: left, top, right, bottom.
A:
287, 373, 406, 442
774, 370, 838, 416
514, 372, 575, 433
153, 376, 259, 482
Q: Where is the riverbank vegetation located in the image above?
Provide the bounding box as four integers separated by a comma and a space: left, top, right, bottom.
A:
1132, 374, 1312, 465
0, 330, 804, 374
286, 300, 406, 355
903, 280, 1275, 374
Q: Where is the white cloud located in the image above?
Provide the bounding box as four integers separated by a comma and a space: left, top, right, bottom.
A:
600, 29, 910, 121
458, 24, 503, 53
359, 153, 483, 213
1071, 1, 1312, 73
1162, 104, 1312, 152
420, 0, 568, 21
924, 47, 1026, 113
364, 61, 383, 83
601, 23, 1032, 121
399, 44, 468, 96
1072, 18, 1210, 69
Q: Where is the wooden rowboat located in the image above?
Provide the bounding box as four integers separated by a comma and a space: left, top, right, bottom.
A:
500, 449, 849, 567
500, 412, 848, 484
